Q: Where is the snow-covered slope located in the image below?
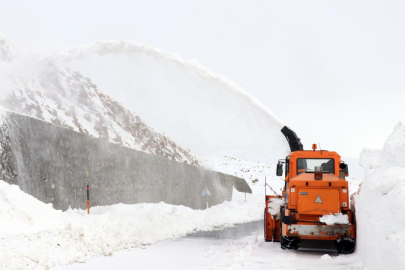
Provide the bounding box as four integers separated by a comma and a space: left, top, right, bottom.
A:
200, 155, 282, 197
0, 34, 198, 165
355, 122, 405, 269
0, 33, 18, 63
52, 40, 290, 161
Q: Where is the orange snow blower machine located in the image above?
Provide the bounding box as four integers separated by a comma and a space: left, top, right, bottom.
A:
264, 126, 356, 254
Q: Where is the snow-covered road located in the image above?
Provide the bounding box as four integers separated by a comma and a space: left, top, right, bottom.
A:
0, 155, 367, 269
54, 220, 363, 270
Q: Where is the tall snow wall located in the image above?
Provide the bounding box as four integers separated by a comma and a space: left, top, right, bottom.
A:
0, 110, 249, 211
355, 122, 405, 269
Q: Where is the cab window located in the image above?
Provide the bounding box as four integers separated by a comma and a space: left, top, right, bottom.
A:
297, 158, 334, 175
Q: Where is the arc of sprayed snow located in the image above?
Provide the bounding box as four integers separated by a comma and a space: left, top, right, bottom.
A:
51, 40, 285, 126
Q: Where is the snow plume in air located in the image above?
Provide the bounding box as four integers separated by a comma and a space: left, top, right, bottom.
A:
354, 122, 405, 269
51, 40, 289, 161
0, 33, 198, 165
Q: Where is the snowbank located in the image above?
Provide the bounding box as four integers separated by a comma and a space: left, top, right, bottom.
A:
355, 122, 405, 269
0, 180, 263, 270
0, 181, 65, 236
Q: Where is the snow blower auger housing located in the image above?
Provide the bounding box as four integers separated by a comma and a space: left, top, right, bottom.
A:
264, 126, 356, 254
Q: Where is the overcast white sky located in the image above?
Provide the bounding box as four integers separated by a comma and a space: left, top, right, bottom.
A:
1, 0, 405, 157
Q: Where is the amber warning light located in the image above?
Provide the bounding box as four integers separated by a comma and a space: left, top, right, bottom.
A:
312, 144, 317, 151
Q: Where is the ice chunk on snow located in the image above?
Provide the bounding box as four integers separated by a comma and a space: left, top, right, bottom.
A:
319, 213, 349, 225
320, 254, 332, 260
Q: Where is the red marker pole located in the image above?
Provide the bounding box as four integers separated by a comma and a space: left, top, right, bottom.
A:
87, 185, 90, 215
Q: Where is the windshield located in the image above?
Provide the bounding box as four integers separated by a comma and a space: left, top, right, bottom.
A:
297, 158, 334, 174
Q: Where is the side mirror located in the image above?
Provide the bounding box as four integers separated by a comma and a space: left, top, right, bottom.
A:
276, 163, 283, 176
340, 162, 349, 176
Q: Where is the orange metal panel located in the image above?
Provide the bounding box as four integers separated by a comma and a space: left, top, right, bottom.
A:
288, 173, 348, 209
297, 188, 340, 215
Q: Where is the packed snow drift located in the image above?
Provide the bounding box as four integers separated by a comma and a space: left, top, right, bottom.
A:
355, 122, 405, 269
53, 40, 290, 161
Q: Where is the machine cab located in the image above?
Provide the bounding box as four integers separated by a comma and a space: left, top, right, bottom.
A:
277, 149, 348, 180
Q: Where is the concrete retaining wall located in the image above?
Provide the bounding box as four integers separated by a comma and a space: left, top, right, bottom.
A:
0, 111, 250, 210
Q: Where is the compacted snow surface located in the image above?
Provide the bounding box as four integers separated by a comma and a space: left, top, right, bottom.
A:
54, 231, 363, 270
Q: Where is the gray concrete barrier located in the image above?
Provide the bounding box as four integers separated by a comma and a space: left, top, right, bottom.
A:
0, 111, 251, 210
